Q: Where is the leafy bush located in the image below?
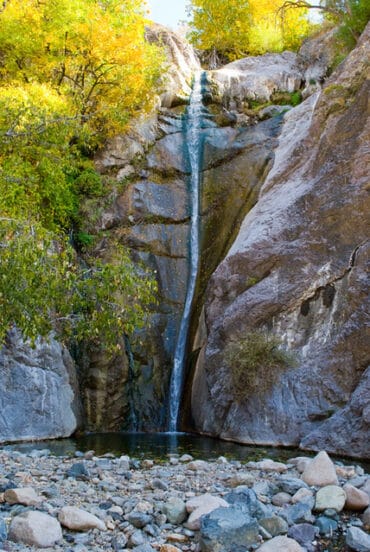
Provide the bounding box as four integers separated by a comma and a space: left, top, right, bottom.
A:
0, 0, 164, 347
224, 331, 296, 401
0, 219, 157, 349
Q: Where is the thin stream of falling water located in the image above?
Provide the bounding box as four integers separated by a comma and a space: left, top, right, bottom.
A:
168, 72, 204, 432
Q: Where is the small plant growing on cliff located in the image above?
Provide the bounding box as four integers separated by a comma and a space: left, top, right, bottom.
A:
224, 331, 295, 401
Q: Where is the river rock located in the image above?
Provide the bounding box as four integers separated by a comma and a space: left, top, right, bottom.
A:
9, 511, 62, 548
360, 479, 370, 499
315, 516, 338, 536
256, 535, 304, 551
160, 545, 182, 552
66, 462, 90, 480
163, 497, 187, 524
128, 512, 153, 528
132, 545, 155, 552
58, 506, 106, 531
288, 523, 318, 550
281, 501, 315, 525
187, 460, 209, 471
346, 526, 370, 552
4, 487, 42, 506
315, 485, 346, 513
259, 515, 289, 536
361, 507, 370, 528
228, 472, 255, 487
251, 459, 288, 473
279, 477, 309, 495
199, 506, 260, 551
272, 492, 292, 506
292, 488, 314, 504
344, 484, 370, 511
302, 452, 338, 487
186, 493, 228, 513
185, 495, 229, 530
224, 488, 270, 519
0, 517, 7, 542
290, 457, 312, 473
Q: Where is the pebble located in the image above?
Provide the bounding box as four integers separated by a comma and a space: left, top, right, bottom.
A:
9, 510, 62, 548
272, 492, 291, 506
256, 535, 304, 551
4, 487, 42, 506
361, 506, 370, 528
344, 483, 370, 511
163, 497, 187, 524
315, 485, 346, 512
346, 525, 370, 552
0, 448, 367, 551
302, 451, 338, 487
58, 507, 106, 531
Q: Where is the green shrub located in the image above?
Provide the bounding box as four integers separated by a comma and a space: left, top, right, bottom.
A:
224, 331, 296, 401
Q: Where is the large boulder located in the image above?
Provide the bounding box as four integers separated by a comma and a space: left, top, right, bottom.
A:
190, 23, 370, 457
0, 330, 80, 443
210, 51, 302, 105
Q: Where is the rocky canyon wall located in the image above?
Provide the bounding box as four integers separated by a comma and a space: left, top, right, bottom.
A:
1, 22, 368, 457
190, 24, 370, 458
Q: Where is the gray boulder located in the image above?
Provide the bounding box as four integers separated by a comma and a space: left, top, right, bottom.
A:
346, 526, 370, 552
0, 330, 80, 443
199, 506, 260, 551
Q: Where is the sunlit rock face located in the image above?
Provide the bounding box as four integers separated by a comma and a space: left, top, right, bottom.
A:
0, 330, 81, 443
86, 26, 300, 431
191, 24, 370, 458
145, 23, 201, 108
210, 51, 302, 105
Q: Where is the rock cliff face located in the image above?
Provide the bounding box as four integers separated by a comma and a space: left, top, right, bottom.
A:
89, 91, 284, 431
1, 23, 368, 455
0, 331, 80, 442
80, 25, 316, 432
190, 24, 370, 457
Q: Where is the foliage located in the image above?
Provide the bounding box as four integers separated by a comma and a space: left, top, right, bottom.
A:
0, 219, 157, 349
186, 0, 251, 64
248, 0, 314, 54
0, 83, 81, 229
0, 0, 163, 136
186, 0, 315, 63
0, 0, 163, 347
279, 0, 370, 49
224, 331, 296, 401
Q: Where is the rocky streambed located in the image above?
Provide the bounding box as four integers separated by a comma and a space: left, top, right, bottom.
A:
0, 448, 370, 551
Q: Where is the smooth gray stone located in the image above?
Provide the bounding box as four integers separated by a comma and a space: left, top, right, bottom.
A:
200, 506, 260, 552
346, 526, 370, 552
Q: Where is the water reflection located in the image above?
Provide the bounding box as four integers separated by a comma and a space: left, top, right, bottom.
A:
2, 432, 303, 461
3, 433, 369, 471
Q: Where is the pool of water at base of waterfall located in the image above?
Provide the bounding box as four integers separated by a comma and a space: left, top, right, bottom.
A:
2, 432, 369, 471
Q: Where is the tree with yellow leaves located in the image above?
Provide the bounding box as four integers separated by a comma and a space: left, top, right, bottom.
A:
187, 0, 315, 63
0, 0, 162, 347
186, 0, 251, 66
0, 0, 163, 136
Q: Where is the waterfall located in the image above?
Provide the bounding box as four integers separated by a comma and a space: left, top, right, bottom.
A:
168, 71, 205, 432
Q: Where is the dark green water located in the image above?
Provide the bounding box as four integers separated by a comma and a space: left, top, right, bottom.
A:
3, 433, 369, 472
2, 432, 308, 461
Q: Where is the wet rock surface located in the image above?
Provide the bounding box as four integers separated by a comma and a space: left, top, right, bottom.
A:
0, 448, 368, 551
